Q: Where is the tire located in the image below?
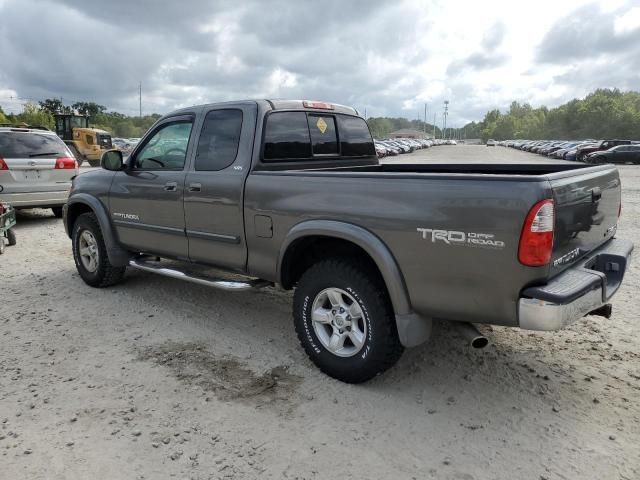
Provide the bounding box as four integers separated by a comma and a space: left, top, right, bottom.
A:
0, 237, 4, 254
51, 207, 63, 218
7, 228, 16, 246
69, 144, 84, 167
72, 212, 126, 287
293, 258, 404, 383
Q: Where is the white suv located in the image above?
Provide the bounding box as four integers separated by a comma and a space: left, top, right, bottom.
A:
0, 126, 78, 217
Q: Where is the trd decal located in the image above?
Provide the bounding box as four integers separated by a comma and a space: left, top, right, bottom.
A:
417, 228, 505, 249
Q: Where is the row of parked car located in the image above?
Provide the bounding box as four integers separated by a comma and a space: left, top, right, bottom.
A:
374, 138, 457, 157
111, 137, 141, 156
494, 139, 640, 164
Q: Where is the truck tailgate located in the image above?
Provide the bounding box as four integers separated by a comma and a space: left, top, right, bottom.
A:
549, 165, 621, 276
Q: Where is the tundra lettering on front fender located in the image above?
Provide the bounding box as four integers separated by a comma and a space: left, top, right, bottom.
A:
417, 228, 505, 249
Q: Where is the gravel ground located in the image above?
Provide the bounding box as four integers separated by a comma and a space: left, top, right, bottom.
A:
1, 146, 638, 480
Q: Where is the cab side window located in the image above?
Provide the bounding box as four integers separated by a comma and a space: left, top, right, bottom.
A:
195, 109, 243, 171
134, 121, 193, 170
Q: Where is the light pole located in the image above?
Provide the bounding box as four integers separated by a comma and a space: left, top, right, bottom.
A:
443, 100, 449, 139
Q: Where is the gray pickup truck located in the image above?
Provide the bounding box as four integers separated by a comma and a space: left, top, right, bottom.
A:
63, 99, 633, 383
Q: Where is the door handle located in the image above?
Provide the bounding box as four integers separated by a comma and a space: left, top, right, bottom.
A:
164, 181, 178, 192
188, 183, 202, 192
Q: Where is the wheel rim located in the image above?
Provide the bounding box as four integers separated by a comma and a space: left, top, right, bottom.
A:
78, 230, 99, 273
311, 288, 367, 358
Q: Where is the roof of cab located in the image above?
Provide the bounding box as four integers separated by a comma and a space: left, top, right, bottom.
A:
164, 99, 360, 117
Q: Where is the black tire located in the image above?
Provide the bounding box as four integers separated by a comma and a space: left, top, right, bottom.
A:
293, 258, 404, 383
72, 212, 126, 287
7, 228, 16, 246
0, 237, 4, 254
51, 207, 63, 218
69, 145, 84, 167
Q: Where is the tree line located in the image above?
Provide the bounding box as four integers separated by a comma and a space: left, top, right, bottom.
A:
465, 88, 640, 142
0, 99, 160, 138
2, 88, 639, 142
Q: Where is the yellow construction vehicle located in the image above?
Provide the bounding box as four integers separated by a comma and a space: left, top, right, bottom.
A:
54, 113, 113, 167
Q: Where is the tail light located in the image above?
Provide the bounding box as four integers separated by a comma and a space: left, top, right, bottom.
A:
55, 157, 78, 169
0, 157, 8, 170
519, 199, 555, 267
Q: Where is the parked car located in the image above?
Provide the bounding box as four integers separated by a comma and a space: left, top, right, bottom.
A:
486, 139, 496, 146
63, 99, 632, 383
576, 140, 631, 162
374, 141, 387, 158
0, 125, 78, 217
585, 145, 640, 164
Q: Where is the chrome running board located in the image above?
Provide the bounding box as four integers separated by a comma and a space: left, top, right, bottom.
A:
128, 259, 271, 291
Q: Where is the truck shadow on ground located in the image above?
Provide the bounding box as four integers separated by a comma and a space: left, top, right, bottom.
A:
117, 268, 604, 412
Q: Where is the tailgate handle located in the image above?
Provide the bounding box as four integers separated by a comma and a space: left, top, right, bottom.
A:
591, 187, 602, 202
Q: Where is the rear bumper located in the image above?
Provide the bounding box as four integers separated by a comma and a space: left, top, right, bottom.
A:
518, 238, 633, 330
0, 190, 69, 208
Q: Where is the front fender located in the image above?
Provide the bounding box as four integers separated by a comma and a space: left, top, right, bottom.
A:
278, 220, 431, 347
65, 193, 131, 267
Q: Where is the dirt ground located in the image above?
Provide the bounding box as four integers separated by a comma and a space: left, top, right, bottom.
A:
1, 146, 638, 480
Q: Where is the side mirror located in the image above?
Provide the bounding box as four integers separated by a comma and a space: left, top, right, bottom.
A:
101, 150, 124, 171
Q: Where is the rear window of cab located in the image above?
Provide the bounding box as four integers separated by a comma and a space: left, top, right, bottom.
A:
262, 111, 375, 161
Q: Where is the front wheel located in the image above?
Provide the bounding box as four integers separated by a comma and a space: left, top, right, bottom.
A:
7, 228, 16, 246
72, 212, 126, 287
293, 259, 404, 383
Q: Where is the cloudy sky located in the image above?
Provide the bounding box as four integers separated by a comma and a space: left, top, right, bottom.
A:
1, 0, 639, 125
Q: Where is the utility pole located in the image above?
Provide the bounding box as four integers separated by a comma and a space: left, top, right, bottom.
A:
423, 103, 427, 136
443, 100, 449, 139
433, 113, 436, 139
139, 82, 142, 117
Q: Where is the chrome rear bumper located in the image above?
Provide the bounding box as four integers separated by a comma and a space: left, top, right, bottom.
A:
518, 238, 633, 331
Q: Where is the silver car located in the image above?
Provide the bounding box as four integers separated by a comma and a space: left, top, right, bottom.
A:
0, 126, 78, 217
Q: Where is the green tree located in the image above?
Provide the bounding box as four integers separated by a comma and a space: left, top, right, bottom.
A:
16, 103, 55, 130
38, 98, 65, 115
72, 101, 107, 118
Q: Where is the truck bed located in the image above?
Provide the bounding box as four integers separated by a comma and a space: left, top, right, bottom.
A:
246, 162, 620, 327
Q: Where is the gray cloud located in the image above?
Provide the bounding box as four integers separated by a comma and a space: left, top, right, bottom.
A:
0, 0, 638, 124
537, 3, 640, 63
445, 21, 509, 76
482, 21, 507, 50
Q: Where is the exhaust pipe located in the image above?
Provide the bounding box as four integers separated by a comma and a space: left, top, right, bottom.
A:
456, 322, 489, 349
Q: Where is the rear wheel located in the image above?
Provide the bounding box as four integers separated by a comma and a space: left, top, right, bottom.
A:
293, 258, 404, 383
72, 212, 126, 287
51, 207, 63, 218
7, 228, 16, 246
69, 144, 84, 167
